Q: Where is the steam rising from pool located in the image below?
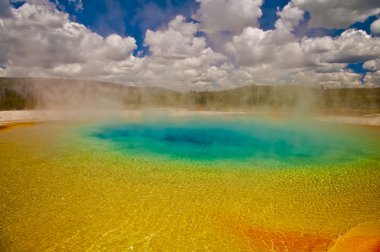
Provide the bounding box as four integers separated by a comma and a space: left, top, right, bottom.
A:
85, 118, 367, 165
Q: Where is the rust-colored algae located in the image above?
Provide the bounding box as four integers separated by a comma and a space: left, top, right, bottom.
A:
0, 122, 38, 131
227, 221, 333, 252
328, 222, 380, 252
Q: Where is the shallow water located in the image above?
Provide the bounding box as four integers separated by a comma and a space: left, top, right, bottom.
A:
0, 115, 379, 251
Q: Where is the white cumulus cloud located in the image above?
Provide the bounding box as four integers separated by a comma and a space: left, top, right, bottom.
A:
0, 0, 379, 89
371, 19, 380, 34
292, 0, 380, 28
145, 16, 206, 59
193, 0, 263, 33
141, 15, 227, 90
301, 29, 380, 65
0, 1, 139, 81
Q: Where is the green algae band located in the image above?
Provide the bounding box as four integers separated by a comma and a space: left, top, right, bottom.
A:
86, 118, 369, 164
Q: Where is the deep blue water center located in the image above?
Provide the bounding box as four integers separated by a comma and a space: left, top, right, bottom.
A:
86, 118, 362, 163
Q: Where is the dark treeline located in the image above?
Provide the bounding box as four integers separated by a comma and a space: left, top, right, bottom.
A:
1, 77, 379, 113
0, 87, 36, 110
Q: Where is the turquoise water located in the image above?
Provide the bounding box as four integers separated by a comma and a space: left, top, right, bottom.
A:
84, 117, 372, 165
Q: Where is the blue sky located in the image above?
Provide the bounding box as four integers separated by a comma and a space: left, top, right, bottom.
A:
2, 0, 380, 89
53, 1, 376, 73
53, 0, 200, 52
52, 1, 378, 40
51, 0, 379, 75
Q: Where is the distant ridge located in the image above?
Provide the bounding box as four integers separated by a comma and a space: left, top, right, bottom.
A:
1, 77, 379, 113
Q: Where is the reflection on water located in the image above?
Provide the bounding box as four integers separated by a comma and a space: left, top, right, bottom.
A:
0, 116, 379, 251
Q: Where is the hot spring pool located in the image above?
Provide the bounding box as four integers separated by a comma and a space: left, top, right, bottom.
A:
85, 118, 375, 165
0, 114, 379, 251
